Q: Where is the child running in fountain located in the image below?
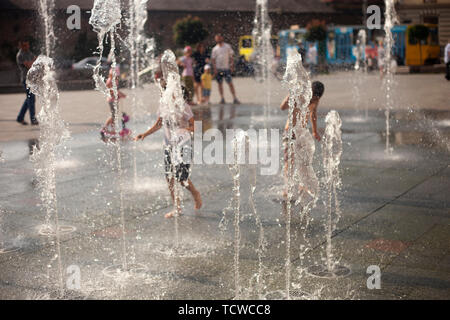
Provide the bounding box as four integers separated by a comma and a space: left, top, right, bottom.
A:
101, 66, 126, 136
280, 81, 325, 199
134, 86, 202, 219
101, 112, 132, 143
201, 64, 212, 105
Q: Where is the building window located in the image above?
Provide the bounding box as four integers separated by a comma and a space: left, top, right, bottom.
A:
423, 16, 438, 24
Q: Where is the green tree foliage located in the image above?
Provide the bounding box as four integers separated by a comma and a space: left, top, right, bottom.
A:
304, 20, 327, 71
408, 24, 429, 44
173, 15, 209, 47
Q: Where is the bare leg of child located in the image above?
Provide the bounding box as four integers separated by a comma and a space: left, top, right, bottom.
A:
165, 178, 202, 218
185, 179, 202, 210
103, 117, 115, 133
164, 177, 180, 219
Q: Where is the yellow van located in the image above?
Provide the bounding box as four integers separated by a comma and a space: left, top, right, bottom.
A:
239, 35, 279, 61
239, 36, 254, 61
405, 24, 440, 66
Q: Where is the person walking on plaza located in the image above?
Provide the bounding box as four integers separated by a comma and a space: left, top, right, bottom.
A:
177, 46, 195, 103
306, 43, 318, 76
211, 34, 240, 105
445, 39, 450, 81
377, 40, 385, 79
16, 40, 38, 126
192, 43, 210, 104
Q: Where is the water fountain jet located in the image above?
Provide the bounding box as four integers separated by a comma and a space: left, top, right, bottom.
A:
28, 55, 69, 296
307, 110, 350, 278
279, 49, 317, 299
127, 0, 154, 188
90, 0, 147, 278
248, 165, 267, 299
382, 0, 399, 154
252, 0, 274, 125
30, 0, 74, 296
160, 49, 189, 249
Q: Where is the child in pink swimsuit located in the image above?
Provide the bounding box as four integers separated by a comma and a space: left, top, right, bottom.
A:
103, 66, 126, 132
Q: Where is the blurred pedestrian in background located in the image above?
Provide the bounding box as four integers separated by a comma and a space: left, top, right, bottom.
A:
306, 42, 318, 76
16, 40, 38, 126
201, 64, 212, 105
177, 46, 195, 103
445, 39, 450, 81
377, 40, 385, 79
192, 43, 210, 104
211, 34, 240, 105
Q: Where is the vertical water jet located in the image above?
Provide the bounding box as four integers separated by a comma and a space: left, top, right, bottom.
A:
282, 50, 314, 299
31, 0, 71, 296
89, 0, 128, 271
160, 49, 188, 248
252, 0, 273, 124
306, 110, 350, 278
248, 164, 267, 299
383, 0, 398, 154
127, 0, 153, 187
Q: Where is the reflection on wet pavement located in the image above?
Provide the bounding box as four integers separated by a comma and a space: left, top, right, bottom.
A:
0, 103, 449, 299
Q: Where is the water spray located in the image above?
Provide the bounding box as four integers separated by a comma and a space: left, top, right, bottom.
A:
252, 0, 274, 125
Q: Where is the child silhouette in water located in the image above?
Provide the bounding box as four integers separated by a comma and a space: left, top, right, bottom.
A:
280, 81, 325, 200
102, 66, 126, 136
135, 71, 202, 219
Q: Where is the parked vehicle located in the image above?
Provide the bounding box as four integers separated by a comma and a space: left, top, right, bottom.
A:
405, 24, 440, 66
278, 24, 441, 68
239, 35, 254, 62
238, 35, 279, 62
237, 35, 279, 76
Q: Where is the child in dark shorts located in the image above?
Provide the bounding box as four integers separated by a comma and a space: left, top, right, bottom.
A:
135, 85, 202, 219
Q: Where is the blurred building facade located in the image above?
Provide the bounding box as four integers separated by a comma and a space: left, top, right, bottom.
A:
0, 0, 361, 70
396, 0, 450, 47
1, 0, 449, 74
325, 0, 450, 48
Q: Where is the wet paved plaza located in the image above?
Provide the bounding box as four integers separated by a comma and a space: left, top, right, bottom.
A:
0, 92, 449, 299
